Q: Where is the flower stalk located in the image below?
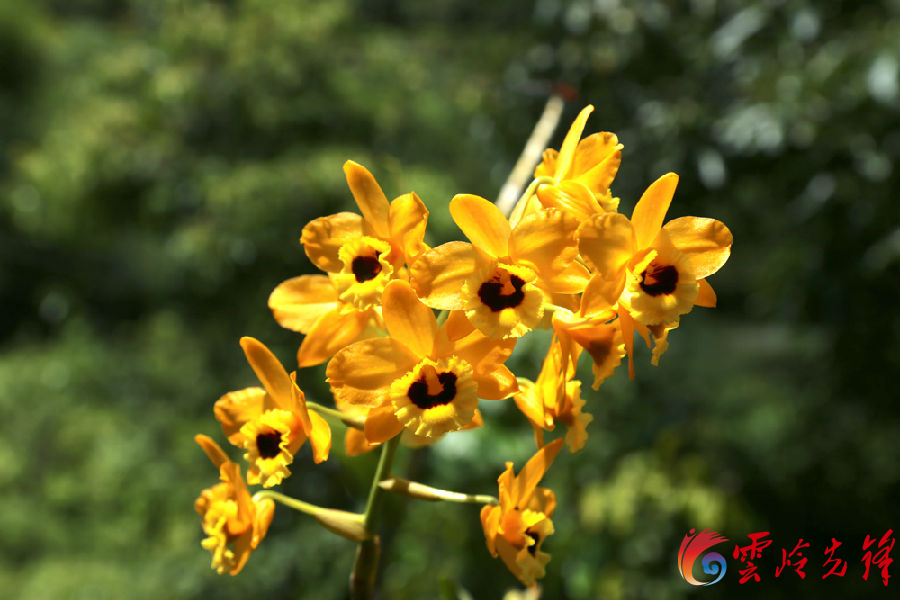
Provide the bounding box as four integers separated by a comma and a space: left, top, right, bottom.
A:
254, 490, 367, 542
350, 435, 401, 599
496, 94, 564, 217
508, 175, 555, 224
306, 400, 365, 430
378, 477, 498, 505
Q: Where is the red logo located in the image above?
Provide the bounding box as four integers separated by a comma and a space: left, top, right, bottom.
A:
678, 528, 729, 585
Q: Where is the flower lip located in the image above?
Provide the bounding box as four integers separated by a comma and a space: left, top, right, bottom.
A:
335, 237, 394, 310
640, 262, 678, 296
624, 249, 698, 327
390, 356, 479, 438
478, 271, 526, 312
408, 367, 458, 410
351, 253, 383, 283
239, 409, 299, 488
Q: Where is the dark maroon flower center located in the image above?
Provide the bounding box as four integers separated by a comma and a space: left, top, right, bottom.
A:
408, 372, 458, 410
255, 431, 282, 459
478, 274, 526, 311
352, 254, 383, 283
640, 263, 678, 296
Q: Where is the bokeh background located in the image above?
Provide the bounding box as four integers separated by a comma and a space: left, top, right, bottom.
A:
1, 1, 897, 598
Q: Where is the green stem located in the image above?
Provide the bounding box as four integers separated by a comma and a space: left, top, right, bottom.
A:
350, 538, 380, 599
253, 490, 367, 542
253, 490, 322, 515
378, 477, 498, 506
508, 175, 554, 227
520, 175, 554, 206
543, 303, 574, 314
306, 400, 365, 430
362, 436, 401, 531
350, 435, 401, 599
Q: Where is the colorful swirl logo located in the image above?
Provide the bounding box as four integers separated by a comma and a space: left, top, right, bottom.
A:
678, 528, 729, 586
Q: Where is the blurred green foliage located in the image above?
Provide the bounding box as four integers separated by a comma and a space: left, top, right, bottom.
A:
1, 0, 897, 598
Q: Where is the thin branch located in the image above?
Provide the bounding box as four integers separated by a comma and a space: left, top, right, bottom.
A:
495, 95, 565, 217
378, 477, 499, 506
306, 400, 365, 430
350, 435, 401, 599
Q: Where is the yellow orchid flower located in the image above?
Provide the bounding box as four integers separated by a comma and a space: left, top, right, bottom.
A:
410, 194, 588, 339
578, 173, 732, 325
327, 280, 517, 443
514, 338, 594, 452
300, 161, 429, 311
481, 439, 563, 586
550, 304, 626, 390
269, 161, 428, 367
214, 337, 331, 487
531, 104, 623, 220
268, 274, 381, 368
194, 435, 275, 575
577, 173, 732, 374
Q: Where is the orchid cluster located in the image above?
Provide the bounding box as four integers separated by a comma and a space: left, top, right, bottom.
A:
193, 105, 733, 593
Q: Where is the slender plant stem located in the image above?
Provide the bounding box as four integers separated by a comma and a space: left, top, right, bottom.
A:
378, 477, 498, 506
350, 435, 401, 599
254, 489, 322, 515
306, 400, 365, 430
362, 436, 401, 531
496, 95, 564, 216
507, 175, 555, 227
